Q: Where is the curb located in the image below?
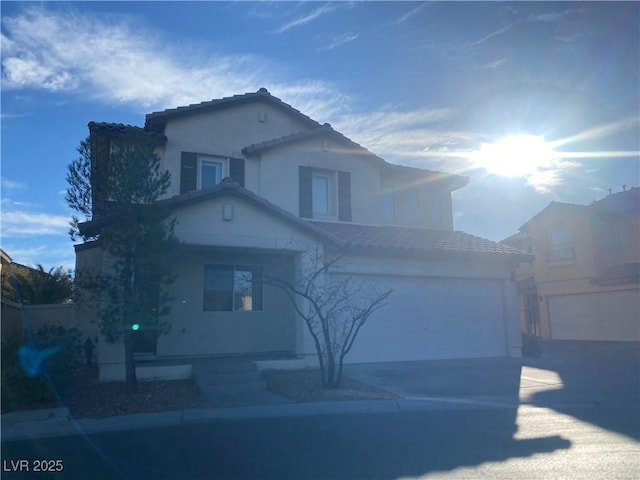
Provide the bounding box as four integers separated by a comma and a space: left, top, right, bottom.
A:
3, 395, 638, 443
1, 397, 515, 442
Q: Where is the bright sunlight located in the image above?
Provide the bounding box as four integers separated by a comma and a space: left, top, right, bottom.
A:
472, 135, 557, 177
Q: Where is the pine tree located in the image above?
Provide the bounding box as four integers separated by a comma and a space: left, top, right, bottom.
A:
67, 131, 179, 393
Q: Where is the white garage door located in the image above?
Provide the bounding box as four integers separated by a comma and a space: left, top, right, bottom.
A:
548, 290, 640, 341
341, 275, 508, 363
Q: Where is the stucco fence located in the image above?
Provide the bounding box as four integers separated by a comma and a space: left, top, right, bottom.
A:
1, 300, 90, 342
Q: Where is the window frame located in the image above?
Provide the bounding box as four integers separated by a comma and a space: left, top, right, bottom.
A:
203, 264, 263, 312
311, 170, 338, 219
548, 226, 575, 262
198, 156, 227, 189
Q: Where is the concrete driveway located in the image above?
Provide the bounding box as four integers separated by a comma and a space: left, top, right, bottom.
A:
345, 341, 640, 406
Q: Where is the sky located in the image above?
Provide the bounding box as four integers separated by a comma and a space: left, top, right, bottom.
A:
1, 1, 639, 271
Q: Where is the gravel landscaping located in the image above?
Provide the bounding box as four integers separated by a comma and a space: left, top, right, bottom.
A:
22, 363, 397, 420
263, 368, 398, 403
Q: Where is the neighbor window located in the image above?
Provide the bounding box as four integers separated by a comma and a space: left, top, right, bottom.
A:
549, 226, 574, 261
203, 265, 263, 311
200, 159, 223, 188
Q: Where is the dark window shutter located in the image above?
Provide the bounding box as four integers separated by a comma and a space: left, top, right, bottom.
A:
299, 166, 313, 218
180, 152, 197, 194
229, 158, 245, 187
338, 171, 352, 222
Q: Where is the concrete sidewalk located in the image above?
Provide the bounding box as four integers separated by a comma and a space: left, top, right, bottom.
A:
2, 395, 522, 443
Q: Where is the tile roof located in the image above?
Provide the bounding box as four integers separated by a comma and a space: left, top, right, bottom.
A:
242, 124, 369, 158
88, 121, 167, 142
144, 88, 321, 131
591, 187, 640, 215
79, 180, 340, 247
308, 221, 530, 259
80, 181, 528, 260
242, 125, 468, 188
592, 262, 640, 285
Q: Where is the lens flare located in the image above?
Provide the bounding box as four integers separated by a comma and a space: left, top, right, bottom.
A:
472, 135, 557, 177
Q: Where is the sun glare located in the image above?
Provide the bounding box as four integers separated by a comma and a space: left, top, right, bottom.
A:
472, 135, 557, 177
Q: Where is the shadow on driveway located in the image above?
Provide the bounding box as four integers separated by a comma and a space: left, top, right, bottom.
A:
524, 340, 640, 439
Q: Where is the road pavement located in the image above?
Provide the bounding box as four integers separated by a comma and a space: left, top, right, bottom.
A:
2, 404, 638, 479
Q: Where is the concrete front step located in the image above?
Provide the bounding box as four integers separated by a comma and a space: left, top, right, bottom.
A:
193, 360, 258, 375
195, 371, 262, 386
201, 380, 267, 395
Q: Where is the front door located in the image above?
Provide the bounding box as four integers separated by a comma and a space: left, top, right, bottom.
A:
133, 326, 157, 355
524, 293, 540, 336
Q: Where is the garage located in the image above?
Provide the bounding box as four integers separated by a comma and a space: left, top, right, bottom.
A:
548, 290, 640, 341
342, 275, 509, 363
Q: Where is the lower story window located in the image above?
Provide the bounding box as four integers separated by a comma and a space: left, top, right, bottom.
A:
203, 265, 263, 312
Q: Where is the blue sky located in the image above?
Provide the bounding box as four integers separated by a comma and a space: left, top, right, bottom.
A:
1, 1, 638, 270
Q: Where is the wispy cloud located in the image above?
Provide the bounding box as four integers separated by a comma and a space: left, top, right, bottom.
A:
1, 178, 27, 191
317, 32, 359, 52
332, 108, 481, 173
1, 209, 69, 237
483, 58, 509, 70
0, 7, 348, 119
392, 3, 429, 25
464, 24, 514, 48
528, 9, 574, 23
274, 3, 342, 34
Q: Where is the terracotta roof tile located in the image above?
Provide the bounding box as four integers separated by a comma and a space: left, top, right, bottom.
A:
145, 88, 321, 131
309, 221, 530, 258
88, 121, 167, 142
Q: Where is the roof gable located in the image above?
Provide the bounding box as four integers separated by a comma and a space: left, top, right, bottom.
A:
145, 88, 321, 133
242, 124, 468, 190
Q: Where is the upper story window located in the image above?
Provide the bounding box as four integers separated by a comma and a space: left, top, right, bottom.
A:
180, 151, 245, 194
548, 226, 575, 262
299, 166, 351, 222
200, 158, 224, 188
312, 172, 336, 217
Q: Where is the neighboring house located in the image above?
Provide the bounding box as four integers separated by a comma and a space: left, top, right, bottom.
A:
76, 89, 529, 380
503, 187, 640, 342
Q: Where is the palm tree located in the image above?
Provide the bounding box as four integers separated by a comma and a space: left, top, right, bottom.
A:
2, 264, 73, 305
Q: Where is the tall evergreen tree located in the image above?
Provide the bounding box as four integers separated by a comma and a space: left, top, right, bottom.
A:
66, 131, 179, 393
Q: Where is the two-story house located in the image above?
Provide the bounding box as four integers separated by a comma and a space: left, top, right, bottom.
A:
75, 89, 529, 381
503, 187, 640, 342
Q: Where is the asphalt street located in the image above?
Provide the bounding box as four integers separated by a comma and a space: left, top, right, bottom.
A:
2, 403, 638, 480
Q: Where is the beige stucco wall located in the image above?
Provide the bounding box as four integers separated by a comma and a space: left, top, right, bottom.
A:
158, 250, 297, 357
258, 137, 453, 229
161, 102, 313, 197
156, 101, 455, 231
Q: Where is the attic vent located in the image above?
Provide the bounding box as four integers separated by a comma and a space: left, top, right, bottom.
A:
258, 110, 267, 123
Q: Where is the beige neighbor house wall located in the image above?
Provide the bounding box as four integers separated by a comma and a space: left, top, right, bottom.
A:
512, 196, 640, 341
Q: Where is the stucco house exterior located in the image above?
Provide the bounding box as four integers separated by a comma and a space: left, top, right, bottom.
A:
75, 89, 529, 380
503, 187, 640, 342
